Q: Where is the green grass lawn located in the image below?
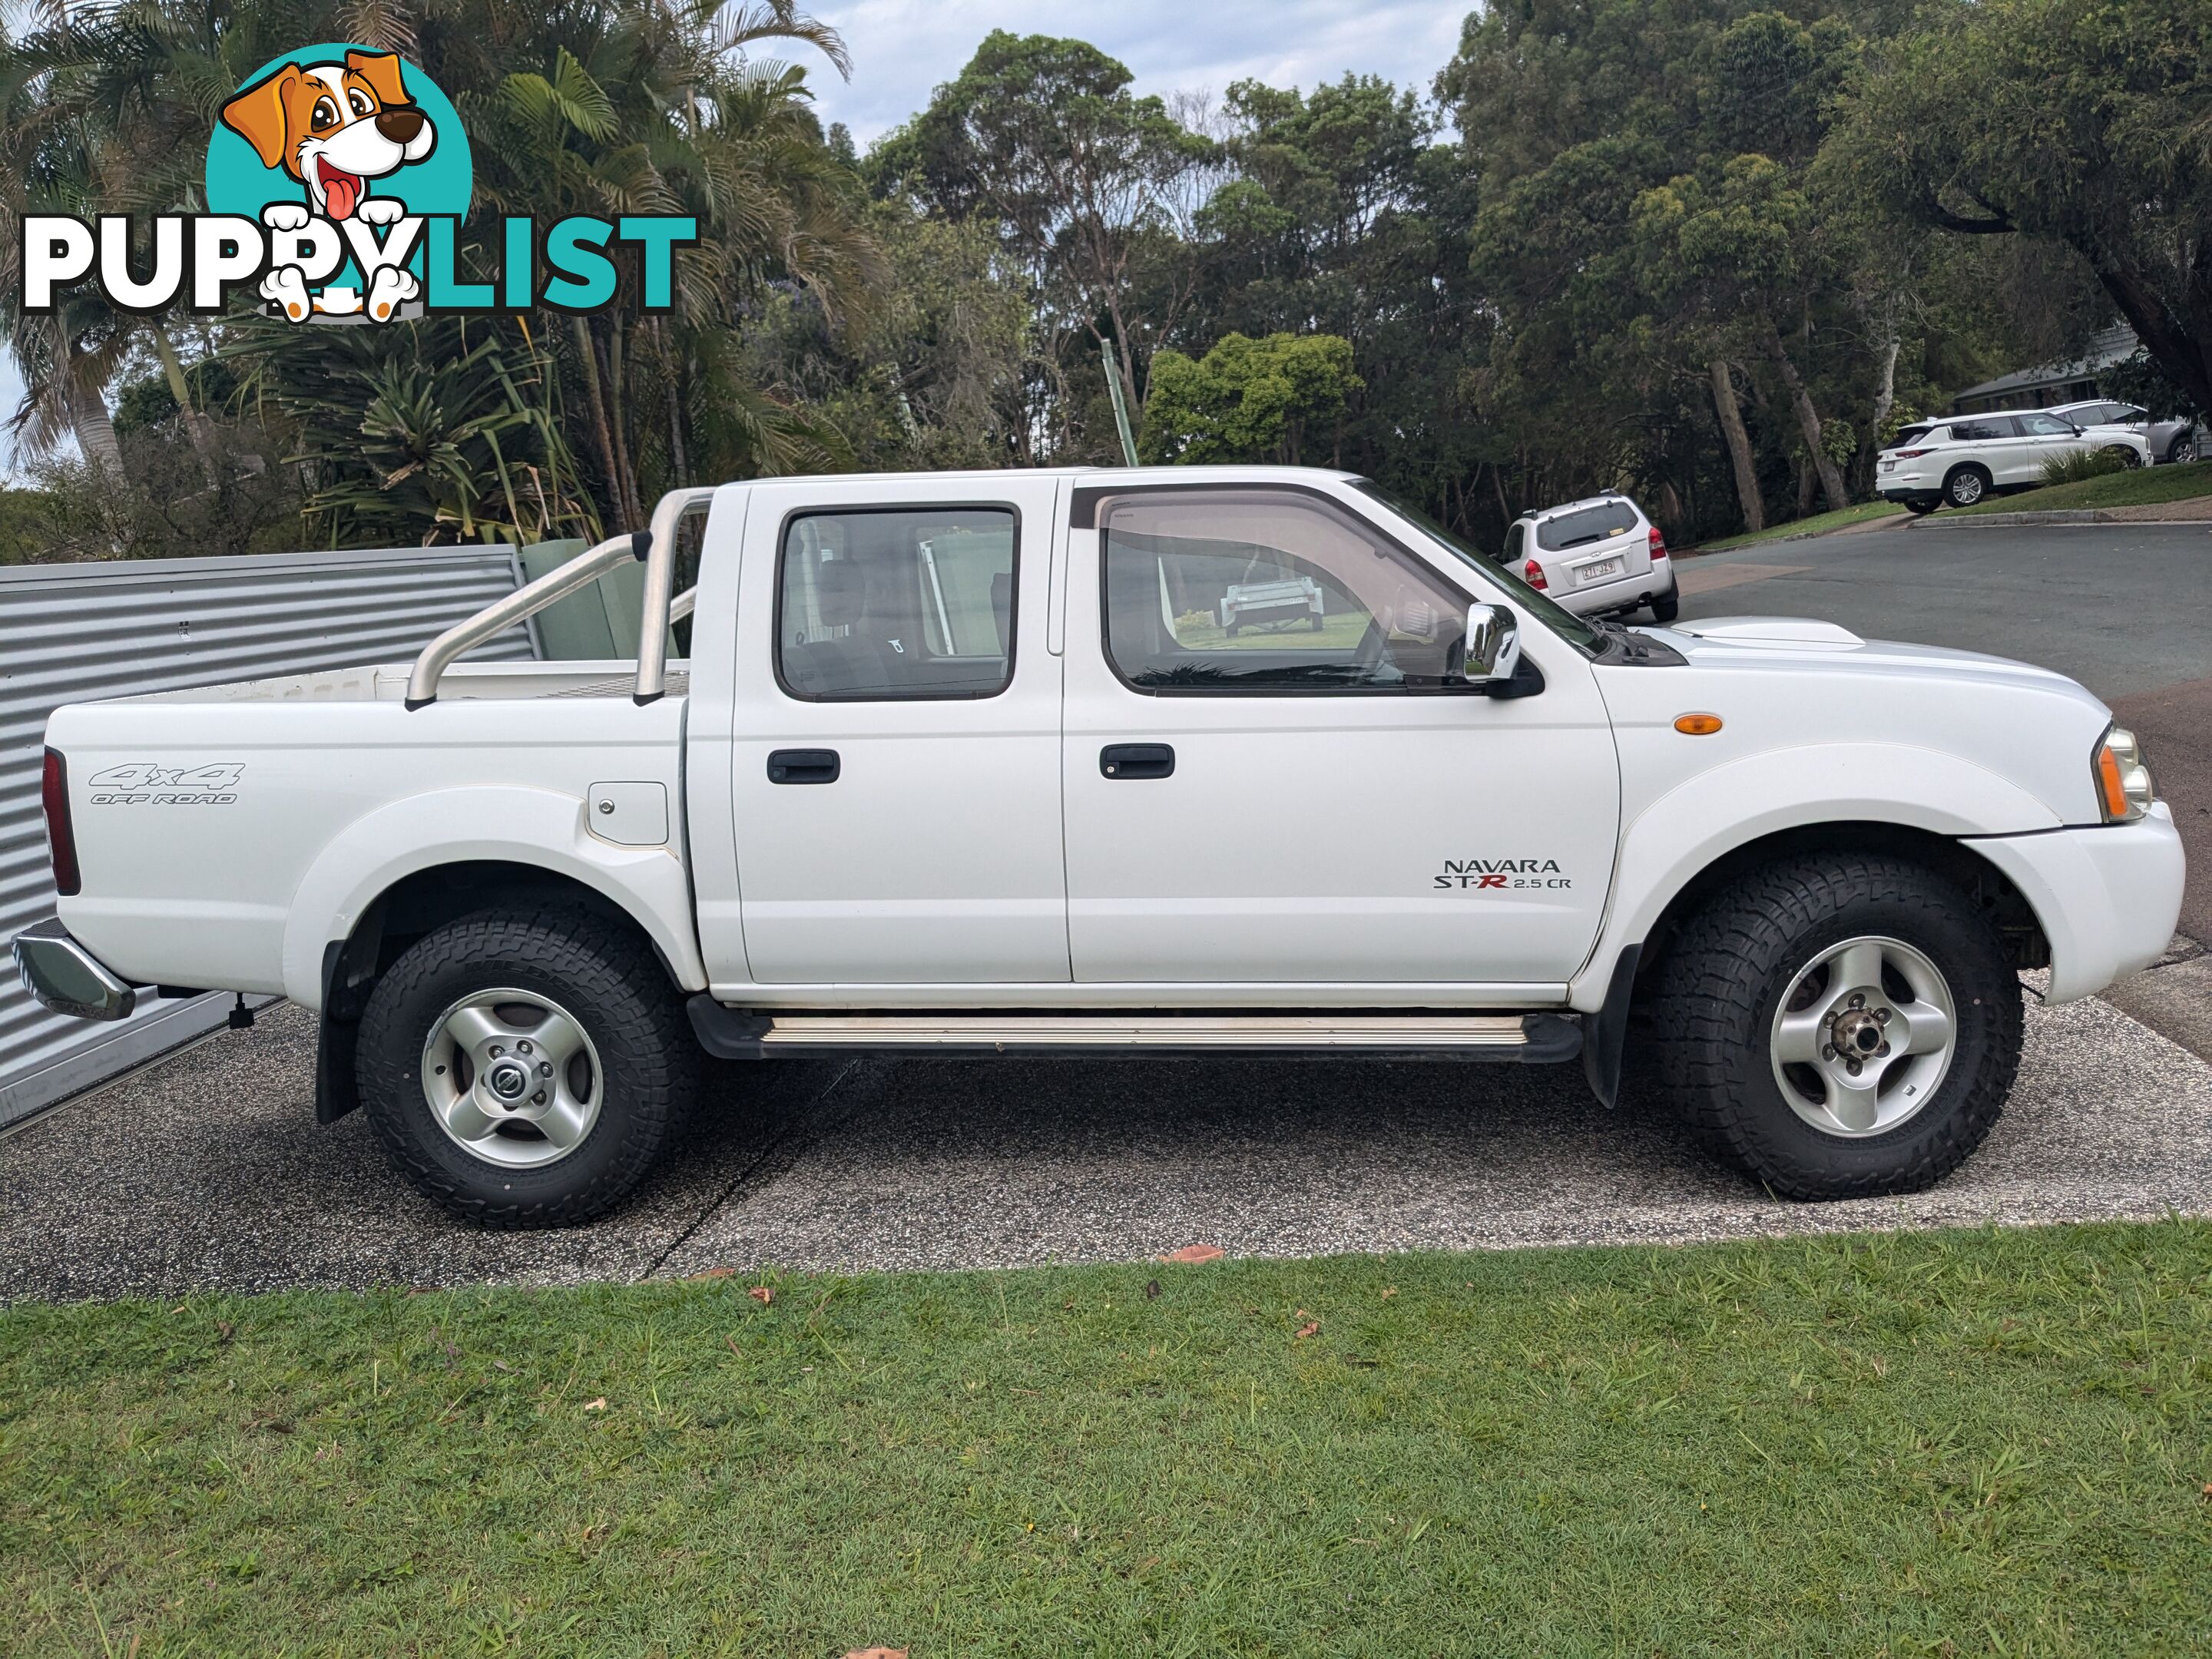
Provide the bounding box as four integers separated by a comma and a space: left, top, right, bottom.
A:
8, 1223, 2212, 1656
1694, 499, 1906, 553
1955, 459, 2212, 515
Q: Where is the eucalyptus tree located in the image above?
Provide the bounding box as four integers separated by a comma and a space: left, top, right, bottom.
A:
1829, 0, 2212, 416
869, 31, 1218, 459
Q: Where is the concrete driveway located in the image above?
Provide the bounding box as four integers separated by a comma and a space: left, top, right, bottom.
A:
5, 518, 2209, 1300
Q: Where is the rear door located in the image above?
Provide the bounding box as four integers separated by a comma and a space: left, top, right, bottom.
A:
727, 475, 1069, 985
1950, 415, 2022, 484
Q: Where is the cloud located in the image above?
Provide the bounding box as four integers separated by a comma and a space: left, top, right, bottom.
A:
803, 0, 1469, 144
0, 359, 27, 482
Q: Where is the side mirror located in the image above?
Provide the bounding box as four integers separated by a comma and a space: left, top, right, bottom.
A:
1462, 602, 1522, 689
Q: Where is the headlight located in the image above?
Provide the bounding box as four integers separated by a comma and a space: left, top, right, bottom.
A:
2094, 726, 2155, 822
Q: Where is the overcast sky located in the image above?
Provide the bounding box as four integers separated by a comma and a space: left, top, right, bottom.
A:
0, 1, 1472, 483
803, 0, 1469, 144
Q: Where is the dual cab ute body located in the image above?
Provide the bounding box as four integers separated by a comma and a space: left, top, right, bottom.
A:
19, 468, 2184, 1221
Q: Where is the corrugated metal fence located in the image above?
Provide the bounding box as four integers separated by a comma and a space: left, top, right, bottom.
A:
1, 545, 535, 1130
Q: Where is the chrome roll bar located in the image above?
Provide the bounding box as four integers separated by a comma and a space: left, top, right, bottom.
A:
635, 486, 718, 704
406, 531, 642, 708
404, 485, 719, 708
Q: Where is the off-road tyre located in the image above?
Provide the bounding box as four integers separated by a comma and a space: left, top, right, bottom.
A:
1942, 465, 1991, 508
1649, 591, 1681, 623
1647, 855, 2022, 1200
357, 907, 698, 1227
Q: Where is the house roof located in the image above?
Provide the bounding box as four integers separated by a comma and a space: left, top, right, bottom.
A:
1952, 325, 2138, 406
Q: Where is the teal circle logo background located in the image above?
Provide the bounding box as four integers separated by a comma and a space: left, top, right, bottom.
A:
204, 41, 472, 222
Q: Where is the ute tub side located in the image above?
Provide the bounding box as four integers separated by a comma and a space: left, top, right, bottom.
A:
280, 783, 706, 1010
48, 680, 694, 1006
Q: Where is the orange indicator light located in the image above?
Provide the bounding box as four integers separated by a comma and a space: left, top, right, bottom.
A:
1674, 714, 1724, 736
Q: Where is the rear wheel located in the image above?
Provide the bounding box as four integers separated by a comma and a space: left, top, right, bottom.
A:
1905, 496, 1940, 516
2168, 432, 2197, 465
357, 908, 698, 1227
1647, 855, 2021, 1199
1648, 591, 1680, 623
1942, 466, 1990, 508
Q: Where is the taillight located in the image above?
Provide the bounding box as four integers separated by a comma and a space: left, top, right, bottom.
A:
41, 747, 81, 896
1892, 448, 1930, 459
1648, 525, 1667, 559
1523, 559, 1548, 591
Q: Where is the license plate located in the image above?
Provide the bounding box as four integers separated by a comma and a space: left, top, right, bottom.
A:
1575, 558, 1623, 584
1879, 459, 1896, 472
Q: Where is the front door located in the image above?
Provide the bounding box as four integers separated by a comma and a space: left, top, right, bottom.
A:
2016, 409, 2085, 478
1060, 483, 1621, 990
729, 475, 1068, 985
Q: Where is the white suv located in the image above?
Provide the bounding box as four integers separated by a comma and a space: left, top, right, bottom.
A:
1503, 494, 1677, 621
1877, 411, 2151, 512
2046, 399, 2202, 466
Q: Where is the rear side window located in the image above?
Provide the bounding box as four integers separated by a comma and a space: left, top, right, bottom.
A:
1535, 500, 1637, 551
777, 507, 1016, 700
1894, 423, 1935, 446
1952, 416, 2018, 441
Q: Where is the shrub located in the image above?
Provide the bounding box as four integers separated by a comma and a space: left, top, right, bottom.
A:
2038, 447, 2131, 488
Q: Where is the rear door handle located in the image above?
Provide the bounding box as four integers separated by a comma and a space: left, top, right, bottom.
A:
767, 748, 839, 785
1101, 743, 1174, 780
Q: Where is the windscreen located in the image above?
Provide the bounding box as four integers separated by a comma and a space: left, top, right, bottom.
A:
1347, 482, 1602, 657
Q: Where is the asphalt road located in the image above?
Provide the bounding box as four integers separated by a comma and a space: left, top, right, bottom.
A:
5, 517, 2208, 1300
1676, 517, 2212, 945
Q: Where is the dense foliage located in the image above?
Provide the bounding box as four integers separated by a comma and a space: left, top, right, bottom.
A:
2, 0, 2202, 556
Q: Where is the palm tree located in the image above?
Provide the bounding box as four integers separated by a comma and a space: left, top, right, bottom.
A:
457, 0, 882, 525
3, 0, 887, 542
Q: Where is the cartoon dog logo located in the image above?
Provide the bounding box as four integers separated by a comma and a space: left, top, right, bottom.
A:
219, 49, 437, 323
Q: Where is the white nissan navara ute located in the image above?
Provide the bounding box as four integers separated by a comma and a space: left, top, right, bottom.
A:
15, 469, 2184, 1226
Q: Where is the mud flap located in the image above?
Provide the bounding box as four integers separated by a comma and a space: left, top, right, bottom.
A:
1581, 945, 1641, 1110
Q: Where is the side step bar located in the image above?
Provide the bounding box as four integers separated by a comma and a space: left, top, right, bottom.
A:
687, 998, 1581, 1064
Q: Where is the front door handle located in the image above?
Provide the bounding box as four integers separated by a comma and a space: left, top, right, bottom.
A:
767, 748, 839, 785
1101, 743, 1174, 780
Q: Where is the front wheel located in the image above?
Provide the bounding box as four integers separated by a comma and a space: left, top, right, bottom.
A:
1647, 856, 2022, 1199
2103, 445, 2144, 469
357, 908, 699, 1227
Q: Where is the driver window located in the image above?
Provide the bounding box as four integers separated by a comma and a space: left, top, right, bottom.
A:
1098, 489, 1471, 692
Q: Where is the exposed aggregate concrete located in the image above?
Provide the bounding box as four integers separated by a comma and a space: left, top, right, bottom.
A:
4, 988, 2205, 1303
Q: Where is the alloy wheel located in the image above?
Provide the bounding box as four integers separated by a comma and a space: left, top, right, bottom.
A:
1770, 935, 1958, 1137
419, 987, 604, 1167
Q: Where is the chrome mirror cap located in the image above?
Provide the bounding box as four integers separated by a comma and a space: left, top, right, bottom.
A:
1463, 602, 1522, 685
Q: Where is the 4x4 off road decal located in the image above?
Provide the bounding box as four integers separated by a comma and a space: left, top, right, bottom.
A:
16, 42, 693, 325
86, 763, 243, 806
1435, 857, 1571, 891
